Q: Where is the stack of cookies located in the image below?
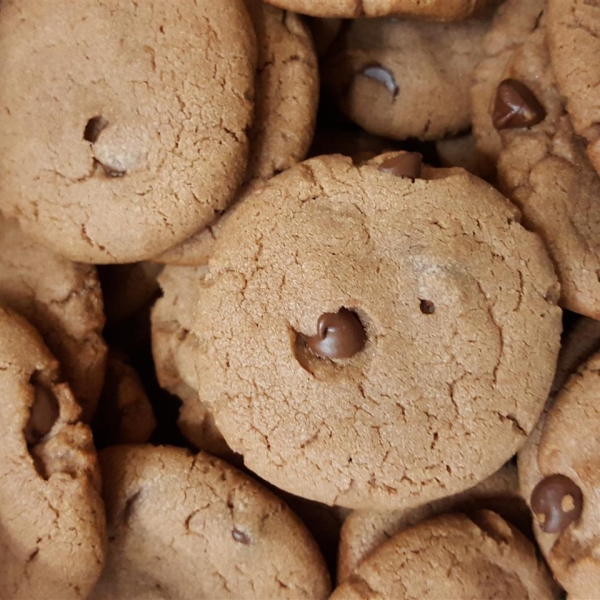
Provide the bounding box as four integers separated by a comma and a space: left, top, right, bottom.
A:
0, 0, 598, 598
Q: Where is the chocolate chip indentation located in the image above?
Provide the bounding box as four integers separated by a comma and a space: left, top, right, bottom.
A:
419, 299, 435, 314
379, 153, 423, 180
84, 116, 109, 143
492, 79, 546, 130
232, 528, 251, 545
360, 64, 399, 98
531, 474, 583, 534
306, 309, 367, 360
25, 371, 59, 445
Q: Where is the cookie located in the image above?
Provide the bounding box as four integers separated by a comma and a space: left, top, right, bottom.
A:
151, 265, 232, 457
546, 0, 600, 176
323, 13, 493, 141
0, 307, 105, 599
337, 461, 530, 583
263, 0, 489, 20
90, 445, 331, 599
92, 352, 157, 448
435, 134, 494, 180
0, 217, 107, 423
330, 511, 557, 599
153, 1, 318, 267
193, 153, 561, 510
472, 0, 600, 319
0, 0, 256, 263
99, 262, 163, 323
519, 351, 600, 598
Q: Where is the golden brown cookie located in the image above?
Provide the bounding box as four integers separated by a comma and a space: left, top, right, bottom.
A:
193, 153, 561, 510
472, 0, 600, 319
519, 351, 600, 598
0, 0, 256, 263
151, 265, 232, 457
337, 462, 530, 583
90, 445, 331, 600
0, 218, 107, 423
323, 13, 494, 141
331, 511, 558, 599
0, 307, 105, 599
546, 0, 600, 176
263, 0, 490, 20
435, 134, 494, 180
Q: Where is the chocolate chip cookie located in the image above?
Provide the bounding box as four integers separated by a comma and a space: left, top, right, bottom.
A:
0, 0, 256, 263
193, 152, 561, 510
90, 445, 331, 599
0, 218, 107, 423
0, 307, 105, 599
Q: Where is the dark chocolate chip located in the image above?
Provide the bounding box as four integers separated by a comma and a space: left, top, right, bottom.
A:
306, 309, 366, 360
492, 79, 546, 130
25, 374, 59, 445
379, 153, 422, 180
360, 64, 399, 97
530, 474, 583, 534
419, 299, 435, 314
232, 528, 251, 545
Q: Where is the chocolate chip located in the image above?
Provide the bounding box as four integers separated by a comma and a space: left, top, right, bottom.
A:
360, 64, 399, 97
306, 309, 366, 360
419, 299, 435, 314
84, 116, 109, 143
25, 373, 59, 445
492, 79, 546, 130
379, 153, 422, 180
531, 474, 583, 534
232, 528, 250, 545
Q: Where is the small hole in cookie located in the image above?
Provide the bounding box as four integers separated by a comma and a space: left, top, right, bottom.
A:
25, 371, 59, 445
232, 528, 251, 545
419, 299, 435, 315
84, 116, 109, 143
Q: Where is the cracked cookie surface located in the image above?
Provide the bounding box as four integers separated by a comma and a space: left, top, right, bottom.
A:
0, 218, 107, 423
0, 0, 256, 263
331, 511, 557, 599
193, 153, 561, 510
0, 307, 105, 599
90, 445, 331, 600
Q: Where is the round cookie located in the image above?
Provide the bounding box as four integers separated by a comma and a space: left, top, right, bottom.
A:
0, 0, 257, 263
546, 0, 600, 176
472, 0, 600, 319
323, 13, 494, 141
519, 351, 600, 598
151, 265, 232, 457
193, 152, 561, 510
90, 445, 331, 600
262, 0, 490, 20
337, 462, 530, 583
0, 307, 105, 599
0, 217, 107, 423
92, 352, 157, 448
331, 511, 558, 599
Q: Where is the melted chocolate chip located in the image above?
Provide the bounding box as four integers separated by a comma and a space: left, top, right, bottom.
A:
360, 64, 399, 97
306, 309, 366, 360
379, 153, 422, 179
25, 375, 59, 445
232, 528, 251, 545
531, 474, 583, 534
492, 79, 546, 130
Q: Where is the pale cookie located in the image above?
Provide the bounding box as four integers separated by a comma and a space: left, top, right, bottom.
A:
93, 352, 157, 447
519, 351, 600, 599
0, 307, 105, 599
546, 0, 600, 176
0, 217, 107, 423
337, 462, 530, 583
90, 445, 331, 600
151, 265, 232, 457
263, 0, 490, 20
193, 153, 561, 510
473, 1, 600, 318
330, 511, 558, 599
323, 13, 494, 141
0, 0, 256, 263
